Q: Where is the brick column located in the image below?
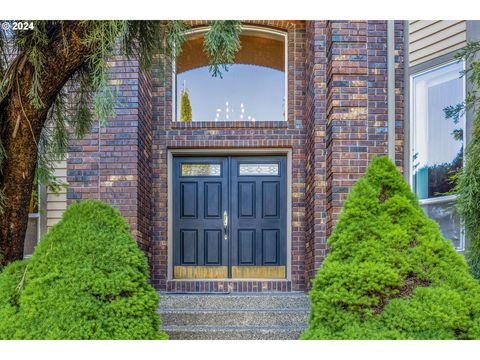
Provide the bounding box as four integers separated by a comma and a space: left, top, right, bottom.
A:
394, 21, 405, 170
304, 21, 328, 288
303, 20, 404, 286
67, 55, 153, 257
324, 20, 404, 235
325, 21, 370, 235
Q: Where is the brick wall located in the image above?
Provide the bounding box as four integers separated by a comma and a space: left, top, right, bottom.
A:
395, 21, 405, 170
302, 20, 405, 288
66, 20, 405, 292
304, 21, 328, 288
150, 21, 308, 291
67, 55, 153, 256
324, 20, 404, 240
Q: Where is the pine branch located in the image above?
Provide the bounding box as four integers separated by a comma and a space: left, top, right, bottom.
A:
203, 20, 242, 78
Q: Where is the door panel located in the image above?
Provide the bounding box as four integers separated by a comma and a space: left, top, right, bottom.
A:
180, 182, 198, 218
172, 155, 287, 279
204, 229, 222, 265
238, 182, 255, 217
262, 229, 279, 264
262, 182, 280, 218
238, 229, 256, 265
173, 157, 228, 279
180, 229, 197, 264
230, 156, 287, 278
204, 182, 222, 218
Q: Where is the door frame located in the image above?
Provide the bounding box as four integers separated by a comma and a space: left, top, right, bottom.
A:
167, 148, 292, 281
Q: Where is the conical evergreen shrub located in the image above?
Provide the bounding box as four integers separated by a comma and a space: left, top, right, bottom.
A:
180, 88, 192, 122
0, 200, 167, 340
302, 156, 480, 340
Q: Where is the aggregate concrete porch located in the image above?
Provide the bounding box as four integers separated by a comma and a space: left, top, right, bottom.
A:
158, 292, 310, 340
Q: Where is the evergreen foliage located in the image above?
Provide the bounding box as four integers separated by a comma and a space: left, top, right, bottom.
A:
203, 20, 242, 77
0, 20, 241, 211
302, 156, 480, 340
0, 200, 166, 339
0, 260, 29, 337
444, 42, 480, 279
180, 88, 192, 121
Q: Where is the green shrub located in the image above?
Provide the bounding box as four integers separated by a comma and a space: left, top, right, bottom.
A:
301, 156, 480, 340
0, 200, 167, 340
0, 260, 29, 337
180, 88, 192, 122
444, 42, 480, 279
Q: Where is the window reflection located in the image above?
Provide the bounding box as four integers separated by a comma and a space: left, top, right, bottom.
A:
411, 60, 465, 251
412, 61, 464, 200
175, 29, 286, 122
421, 200, 463, 250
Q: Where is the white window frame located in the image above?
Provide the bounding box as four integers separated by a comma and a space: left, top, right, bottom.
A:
171, 25, 288, 122
409, 59, 466, 251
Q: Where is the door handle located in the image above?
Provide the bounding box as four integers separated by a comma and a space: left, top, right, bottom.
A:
223, 210, 228, 241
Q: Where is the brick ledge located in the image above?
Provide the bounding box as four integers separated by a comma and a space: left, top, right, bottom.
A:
166, 280, 293, 293
171, 120, 289, 129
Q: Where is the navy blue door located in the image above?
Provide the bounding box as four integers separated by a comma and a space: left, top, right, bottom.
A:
173, 155, 286, 279
230, 156, 287, 279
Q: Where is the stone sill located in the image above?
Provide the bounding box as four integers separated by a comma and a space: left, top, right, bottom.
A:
171, 120, 289, 129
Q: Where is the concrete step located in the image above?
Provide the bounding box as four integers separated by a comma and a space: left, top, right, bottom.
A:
159, 308, 309, 327
161, 325, 305, 340
158, 292, 310, 340
159, 292, 310, 310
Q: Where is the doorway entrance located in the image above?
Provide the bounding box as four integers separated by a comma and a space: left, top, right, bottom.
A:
172, 155, 287, 279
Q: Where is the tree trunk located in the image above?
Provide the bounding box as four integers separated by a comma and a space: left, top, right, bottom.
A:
0, 22, 92, 266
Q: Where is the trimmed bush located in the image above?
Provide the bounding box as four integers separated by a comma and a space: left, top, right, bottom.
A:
180, 88, 192, 122
0, 260, 29, 337
302, 156, 480, 340
0, 200, 167, 340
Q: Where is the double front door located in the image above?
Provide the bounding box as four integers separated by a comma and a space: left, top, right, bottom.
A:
173, 155, 287, 279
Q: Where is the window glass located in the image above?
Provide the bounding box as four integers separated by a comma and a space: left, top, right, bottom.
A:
175, 29, 286, 122
24, 183, 40, 257
411, 60, 465, 251
181, 163, 221, 177
421, 200, 463, 250
24, 217, 38, 257
411, 61, 464, 200
239, 163, 279, 176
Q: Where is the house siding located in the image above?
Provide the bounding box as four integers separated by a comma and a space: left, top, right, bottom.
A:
46, 160, 67, 229
408, 20, 466, 66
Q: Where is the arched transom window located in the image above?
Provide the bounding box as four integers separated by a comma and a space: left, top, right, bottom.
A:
174, 26, 287, 122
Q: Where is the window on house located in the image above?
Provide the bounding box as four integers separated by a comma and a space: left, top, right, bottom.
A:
174, 27, 286, 122
411, 60, 465, 251
24, 183, 41, 257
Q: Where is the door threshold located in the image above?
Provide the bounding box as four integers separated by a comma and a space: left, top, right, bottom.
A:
170, 278, 289, 281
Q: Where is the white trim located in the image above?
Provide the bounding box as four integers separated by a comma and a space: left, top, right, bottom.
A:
172, 25, 288, 123
36, 182, 41, 248
418, 194, 458, 206
167, 148, 293, 282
